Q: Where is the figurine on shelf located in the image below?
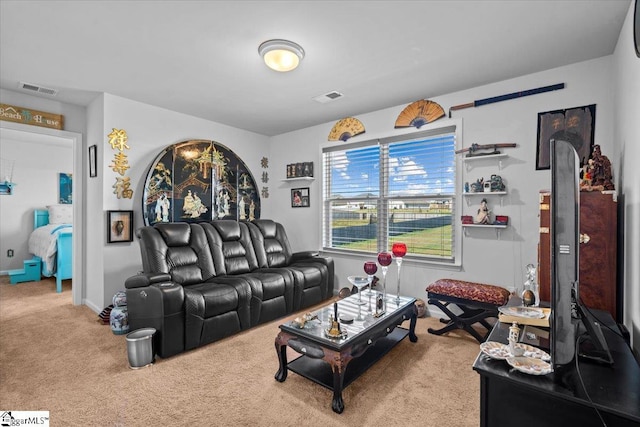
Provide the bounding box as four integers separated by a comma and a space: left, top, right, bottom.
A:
581, 160, 593, 187
475, 198, 492, 224
470, 178, 484, 193
590, 145, 615, 190
490, 174, 505, 192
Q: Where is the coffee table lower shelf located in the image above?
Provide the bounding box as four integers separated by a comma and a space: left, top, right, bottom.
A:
287, 327, 409, 390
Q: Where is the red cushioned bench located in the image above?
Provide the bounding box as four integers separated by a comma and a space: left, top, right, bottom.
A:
426, 279, 511, 343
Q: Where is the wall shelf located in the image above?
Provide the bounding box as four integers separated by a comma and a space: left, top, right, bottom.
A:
281, 177, 315, 182
462, 223, 507, 239
463, 191, 507, 206
463, 153, 507, 171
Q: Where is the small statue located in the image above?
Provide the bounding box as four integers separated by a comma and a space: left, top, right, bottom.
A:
589, 145, 615, 190
470, 178, 484, 193
475, 198, 492, 224
490, 174, 505, 192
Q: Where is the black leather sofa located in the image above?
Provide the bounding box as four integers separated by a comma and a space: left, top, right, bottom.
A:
125, 219, 334, 358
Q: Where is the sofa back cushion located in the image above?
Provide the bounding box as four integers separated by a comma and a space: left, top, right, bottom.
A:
137, 223, 217, 285
207, 220, 259, 274
249, 220, 293, 268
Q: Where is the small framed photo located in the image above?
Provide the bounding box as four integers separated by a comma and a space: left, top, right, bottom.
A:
89, 145, 97, 178
291, 187, 310, 208
302, 162, 314, 177
107, 210, 133, 243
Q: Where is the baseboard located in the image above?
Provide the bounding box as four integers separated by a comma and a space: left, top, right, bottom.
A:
83, 298, 102, 315
427, 305, 447, 320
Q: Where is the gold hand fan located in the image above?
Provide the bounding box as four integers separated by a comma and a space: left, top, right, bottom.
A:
328, 117, 366, 141
394, 100, 445, 129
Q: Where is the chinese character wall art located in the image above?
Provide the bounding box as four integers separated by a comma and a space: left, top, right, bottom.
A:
535, 104, 596, 170
141, 139, 261, 226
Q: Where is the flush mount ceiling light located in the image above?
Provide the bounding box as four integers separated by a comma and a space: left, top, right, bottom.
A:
258, 39, 305, 72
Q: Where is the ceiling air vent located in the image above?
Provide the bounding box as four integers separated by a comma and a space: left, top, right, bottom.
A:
18, 81, 58, 96
312, 91, 344, 104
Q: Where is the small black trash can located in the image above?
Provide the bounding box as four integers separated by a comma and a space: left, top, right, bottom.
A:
126, 327, 156, 369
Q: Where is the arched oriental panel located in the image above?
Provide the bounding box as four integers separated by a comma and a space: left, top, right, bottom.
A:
142, 139, 260, 226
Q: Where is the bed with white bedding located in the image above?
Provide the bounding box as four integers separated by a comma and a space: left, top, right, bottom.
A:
27, 206, 73, 293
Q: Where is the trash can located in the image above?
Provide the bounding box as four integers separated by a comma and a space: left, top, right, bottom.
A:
126, 328, 156, 369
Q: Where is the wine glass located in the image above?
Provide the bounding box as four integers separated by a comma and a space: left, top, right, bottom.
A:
392, 242, 407, 304
363, 261, 378, 297
347, 275, 369, 306
377, 252, 392, 310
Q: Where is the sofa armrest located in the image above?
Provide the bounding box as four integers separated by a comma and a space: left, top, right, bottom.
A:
291, 251, 319, 261
125, 273, 173, 289
125, 274, 186, 358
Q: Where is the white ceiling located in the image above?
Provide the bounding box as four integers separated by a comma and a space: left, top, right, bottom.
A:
0, 1, 631, 137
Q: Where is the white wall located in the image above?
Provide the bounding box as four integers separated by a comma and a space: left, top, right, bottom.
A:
613, 2, 640, 353
0, 88, 87, 135
87, 93, 270, 309
269, 56, 616, 305
0, 137, 72, 271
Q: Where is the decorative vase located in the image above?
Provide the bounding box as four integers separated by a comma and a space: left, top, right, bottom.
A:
112, 290, 127, 307
110, 305, 129, 335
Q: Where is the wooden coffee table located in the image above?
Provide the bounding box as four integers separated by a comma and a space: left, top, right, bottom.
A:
274, 293, 417, 413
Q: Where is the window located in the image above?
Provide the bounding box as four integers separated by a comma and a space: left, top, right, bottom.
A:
322, 124, 458, 262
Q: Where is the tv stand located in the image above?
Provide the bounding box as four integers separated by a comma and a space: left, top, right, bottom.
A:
575, 303, 614, 365
473, 310, 640, 427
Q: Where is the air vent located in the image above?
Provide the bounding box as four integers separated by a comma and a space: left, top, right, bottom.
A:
18, 81, 58, 96
312, 91, 344, 104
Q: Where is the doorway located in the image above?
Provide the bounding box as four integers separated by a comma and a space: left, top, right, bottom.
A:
0, 121, 84, 306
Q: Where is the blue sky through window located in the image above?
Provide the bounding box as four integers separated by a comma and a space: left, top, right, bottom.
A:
330, 135, 455, 199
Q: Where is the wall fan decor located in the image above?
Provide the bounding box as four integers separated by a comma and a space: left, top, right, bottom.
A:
141, 139, 260, 226
394, 100, 445, 129
328, 117, 365, 141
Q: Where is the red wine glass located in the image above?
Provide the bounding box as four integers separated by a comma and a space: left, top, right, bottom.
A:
377, 252, 392, 311
364, 261, 377, 296
392, 243, 407, 303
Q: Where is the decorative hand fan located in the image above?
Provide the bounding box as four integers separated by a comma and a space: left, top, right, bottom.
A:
394, 100, 445, 129
328, 117, 365, 141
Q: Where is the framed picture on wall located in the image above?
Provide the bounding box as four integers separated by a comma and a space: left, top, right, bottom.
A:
89, 145, 97, 178
291, 187, 309, 208
58, 173, 72, 204
536, 104, 596, 170
107, 210, 133, 243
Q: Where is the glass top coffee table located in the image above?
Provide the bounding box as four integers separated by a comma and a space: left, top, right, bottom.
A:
274, 293, 417, 413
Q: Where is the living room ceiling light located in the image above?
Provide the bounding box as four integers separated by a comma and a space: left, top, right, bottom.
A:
258, 39, 304, 72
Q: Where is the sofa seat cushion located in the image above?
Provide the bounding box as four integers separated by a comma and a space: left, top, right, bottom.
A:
290, 263, 323, 289
184, 282, 239, 318
242, 271, 287, 301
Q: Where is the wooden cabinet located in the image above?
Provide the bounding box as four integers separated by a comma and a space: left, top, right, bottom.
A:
538, 191, 618, 320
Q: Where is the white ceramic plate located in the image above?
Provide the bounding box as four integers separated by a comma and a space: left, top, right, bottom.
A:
506, 356, 552, 376
480, 341, 550, 362
518, 343, 551, 362
480, 341, 511, 360
498, 306, 546, 319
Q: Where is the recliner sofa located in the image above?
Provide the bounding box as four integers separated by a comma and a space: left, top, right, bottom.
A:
125, 219, 334, 358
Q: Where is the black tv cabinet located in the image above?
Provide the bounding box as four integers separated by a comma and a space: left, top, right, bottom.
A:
473, 311, 640, 427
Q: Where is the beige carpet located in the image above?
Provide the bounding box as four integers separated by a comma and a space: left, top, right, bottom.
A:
0, 277, 481, 426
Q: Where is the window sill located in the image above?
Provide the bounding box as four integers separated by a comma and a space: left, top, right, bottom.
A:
320, 248, 462, 270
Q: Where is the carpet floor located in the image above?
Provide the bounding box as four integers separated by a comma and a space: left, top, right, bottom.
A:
0, 277, 481, 426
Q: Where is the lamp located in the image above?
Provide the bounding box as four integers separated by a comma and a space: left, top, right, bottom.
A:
258, 39, 304, 72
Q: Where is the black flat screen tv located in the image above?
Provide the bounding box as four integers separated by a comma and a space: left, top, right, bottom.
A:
549, 139, 613, 371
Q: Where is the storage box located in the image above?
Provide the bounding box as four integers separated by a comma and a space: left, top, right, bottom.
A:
461, 215, 473, 224
494, 215, 509, 225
